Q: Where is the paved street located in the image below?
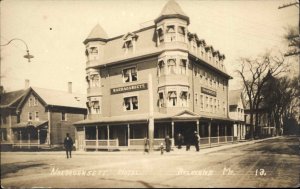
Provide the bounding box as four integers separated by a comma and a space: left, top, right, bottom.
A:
1, 136, 299, 188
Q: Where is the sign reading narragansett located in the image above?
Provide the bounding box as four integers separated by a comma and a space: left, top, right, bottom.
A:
111, 83, 148, 94
201, 87, 217, 97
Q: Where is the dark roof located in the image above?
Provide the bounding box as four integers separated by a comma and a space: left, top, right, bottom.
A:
229, 89, 243, 106
0, 89, 27, 108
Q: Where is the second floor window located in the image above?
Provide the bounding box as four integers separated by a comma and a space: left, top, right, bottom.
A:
90, 74, 100, 87
124, 96, 138, 111
168, 91, 177, 107
200, 95, 204, 109
157, 28, 164, 43
179, 59, 187, 75
158, 92, 164, 107
62, 112, 67, 121
123, 67, 137, 83
28, 112, 32, 121
158, 60, 165, 76
35, 112, 39, 121
87, 99, 101, 114
180, 91, 188, 107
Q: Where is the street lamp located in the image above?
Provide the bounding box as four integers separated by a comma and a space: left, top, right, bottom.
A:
0, 38, 34, 62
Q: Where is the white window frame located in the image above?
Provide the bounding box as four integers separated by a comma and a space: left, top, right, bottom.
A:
122, 66, 138, 83
123, 96, 139, 111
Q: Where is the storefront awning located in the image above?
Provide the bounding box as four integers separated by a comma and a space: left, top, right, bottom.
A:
12, 120, 48, 128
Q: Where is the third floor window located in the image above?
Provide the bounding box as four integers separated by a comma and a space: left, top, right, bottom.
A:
123, 67, 137, 83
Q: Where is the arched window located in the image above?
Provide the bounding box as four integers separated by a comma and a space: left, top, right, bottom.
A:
168, 91, 177, 107
167, 59, 176, 74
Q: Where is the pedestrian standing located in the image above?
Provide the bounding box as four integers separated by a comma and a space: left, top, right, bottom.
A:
177, 133, 183, 149
160, 142, 164, 155
194, 131, 200, 152
64, 133, 73, 159
165, 135, 171, 152
143, 137, 149, 154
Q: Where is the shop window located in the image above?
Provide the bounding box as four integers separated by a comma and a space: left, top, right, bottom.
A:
123, 67, 137, 83
168, 91, 177, 107
157, 28, 164, 43
167, 59, 176, 74
166, 25, 176, 42
158, 92, 164, 107
124, 96, 138, 111
28, 112, 32, 121
180, 91, 188, 107
158, 60, 165, 76
35, 112, 39, 121
179, 59, 187, 75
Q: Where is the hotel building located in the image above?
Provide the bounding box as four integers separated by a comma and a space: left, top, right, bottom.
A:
74, 0, 235, 150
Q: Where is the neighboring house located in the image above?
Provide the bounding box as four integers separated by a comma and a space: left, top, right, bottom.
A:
229, 89, 246, 140
0, 83, 87, 148
74, 0, 235, 151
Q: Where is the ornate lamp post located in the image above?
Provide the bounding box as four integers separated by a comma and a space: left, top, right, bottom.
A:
0, 38, 34, 62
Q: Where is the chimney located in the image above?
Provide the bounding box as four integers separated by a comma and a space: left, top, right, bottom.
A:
68, 82, 72, 93
25, 79, 30, 89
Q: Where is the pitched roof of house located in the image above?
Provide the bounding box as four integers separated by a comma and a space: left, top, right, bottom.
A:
229, 89, 243, 106
0, 89, 27, 108
84, 24, 108, 44
31, 87, 86, 109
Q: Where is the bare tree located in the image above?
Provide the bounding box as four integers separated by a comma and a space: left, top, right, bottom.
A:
236, 52, 288, 139
283, 26, 300, 57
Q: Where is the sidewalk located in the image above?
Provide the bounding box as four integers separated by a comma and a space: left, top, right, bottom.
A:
1, 136, 281, 156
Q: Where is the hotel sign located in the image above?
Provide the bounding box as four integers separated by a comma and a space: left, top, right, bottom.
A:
111, 83, 148, 94
201, 87, 217, 97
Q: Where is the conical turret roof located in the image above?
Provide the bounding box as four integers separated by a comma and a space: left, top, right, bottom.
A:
155, 0, 189, 24
83, 24, 108, 44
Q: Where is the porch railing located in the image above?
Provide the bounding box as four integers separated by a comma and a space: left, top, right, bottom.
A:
12, 139, 43, 148
84, 139, 119, 150
128, 138, 173, 150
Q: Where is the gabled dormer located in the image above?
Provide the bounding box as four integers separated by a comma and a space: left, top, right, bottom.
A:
122, 32, 138, 54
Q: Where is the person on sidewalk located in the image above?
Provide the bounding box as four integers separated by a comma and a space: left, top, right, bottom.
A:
177, 133, 184, 149
64, 133, 73, 159
165, 135, 171, 152
194, 131, 200, 152
143, 137, 150, 154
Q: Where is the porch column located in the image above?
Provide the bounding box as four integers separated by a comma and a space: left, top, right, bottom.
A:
232, 124, 234, 143
208, 120, 211, 147
225, 125, 227, 143
47, 110, 51, 146
19, 131, 22, 148
217, 124, 219, 144
28, 133, 30, 149
96, 126, 99, 151
196, 120, 199, 135
107, 125, 110, 147
171, 121, 174, 145
38, 129, 40, 149
83, 126, 86, 150
127, 124, 130, 147
148, 73, 154, 152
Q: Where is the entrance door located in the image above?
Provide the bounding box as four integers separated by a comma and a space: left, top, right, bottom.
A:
77, 131, 85, 151
174, 122, 196, 145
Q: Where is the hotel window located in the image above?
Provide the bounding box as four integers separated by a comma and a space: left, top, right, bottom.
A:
35, 112, 39, 121
205, 96, 209, 110
195, 93, 198, 105
180, 91, 188, 107
214, 99, 217, 113
223, 80, 226, 91
87, 99, 101, 114
218, 100, 220, 110
62, 112, 67, 121
179, 59, 187, 75
124, 96, 138, 111
166, 25, 176, 42
223, 101, 226, 114
178, 26, 185, 42
91, 74, 100, 87
28, 112, 32, 121
167, 59, 176, 74
168, 91, 177, 107
210, 98, 213, 113
123, 67, 137, 83
157, 28, 164, 43
158, 92, 164, 107
200, 95, 204, 110
158, 60, 165, 76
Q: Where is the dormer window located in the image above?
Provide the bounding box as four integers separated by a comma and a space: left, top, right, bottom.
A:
178, 26, 185, 42
157, 28, 164, 43
158, 60, 165, 76
123, 40, 133, 54
123, 67, 137, 83
166, 25, 176, 42
167, 59, 176, 74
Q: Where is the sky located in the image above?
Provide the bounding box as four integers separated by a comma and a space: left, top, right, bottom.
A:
0, 0, 299, 94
